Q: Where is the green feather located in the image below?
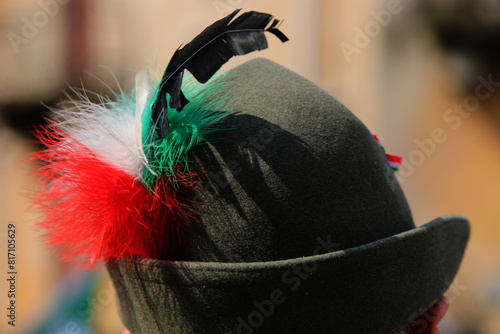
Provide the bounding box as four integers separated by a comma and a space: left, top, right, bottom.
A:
141, 73, 233, 187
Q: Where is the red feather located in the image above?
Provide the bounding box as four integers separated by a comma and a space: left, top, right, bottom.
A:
31, 122, 200, 267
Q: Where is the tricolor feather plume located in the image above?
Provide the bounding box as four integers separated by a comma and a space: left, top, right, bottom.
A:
31, 9, 287, 267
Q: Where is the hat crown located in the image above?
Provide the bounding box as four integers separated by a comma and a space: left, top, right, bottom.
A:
181, 58, 415, 262
107, 59, 469, 334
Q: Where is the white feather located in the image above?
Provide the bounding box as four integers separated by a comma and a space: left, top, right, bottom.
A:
52, 68, 155, 179
134, 67, 153, 174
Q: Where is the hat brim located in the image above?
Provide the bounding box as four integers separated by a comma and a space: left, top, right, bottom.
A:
107, 215, 469, 334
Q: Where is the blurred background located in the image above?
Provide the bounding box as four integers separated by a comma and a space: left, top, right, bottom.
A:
1, 0, 500, 333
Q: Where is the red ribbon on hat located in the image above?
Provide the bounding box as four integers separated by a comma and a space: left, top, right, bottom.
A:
372, 134, 403, 172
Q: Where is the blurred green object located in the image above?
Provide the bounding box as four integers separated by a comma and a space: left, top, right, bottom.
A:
30, 269, 100, 334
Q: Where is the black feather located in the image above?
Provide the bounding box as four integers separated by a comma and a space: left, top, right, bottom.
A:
151, 9, 288, 136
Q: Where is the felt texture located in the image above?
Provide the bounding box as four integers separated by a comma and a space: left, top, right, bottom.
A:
106, 59, 470, 333
107, 216, 469, 334
180, 58, 415, 263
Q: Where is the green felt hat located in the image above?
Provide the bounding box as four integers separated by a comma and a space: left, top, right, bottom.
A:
106, 58, 469, 334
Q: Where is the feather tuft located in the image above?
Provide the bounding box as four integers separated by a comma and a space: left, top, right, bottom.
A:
142, 73, 233, 187
31, 70, 230, 266
30, 9, 287, 267
31, 122, 200, 266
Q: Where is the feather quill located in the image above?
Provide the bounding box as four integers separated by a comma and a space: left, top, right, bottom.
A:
150, 9, 288, 135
